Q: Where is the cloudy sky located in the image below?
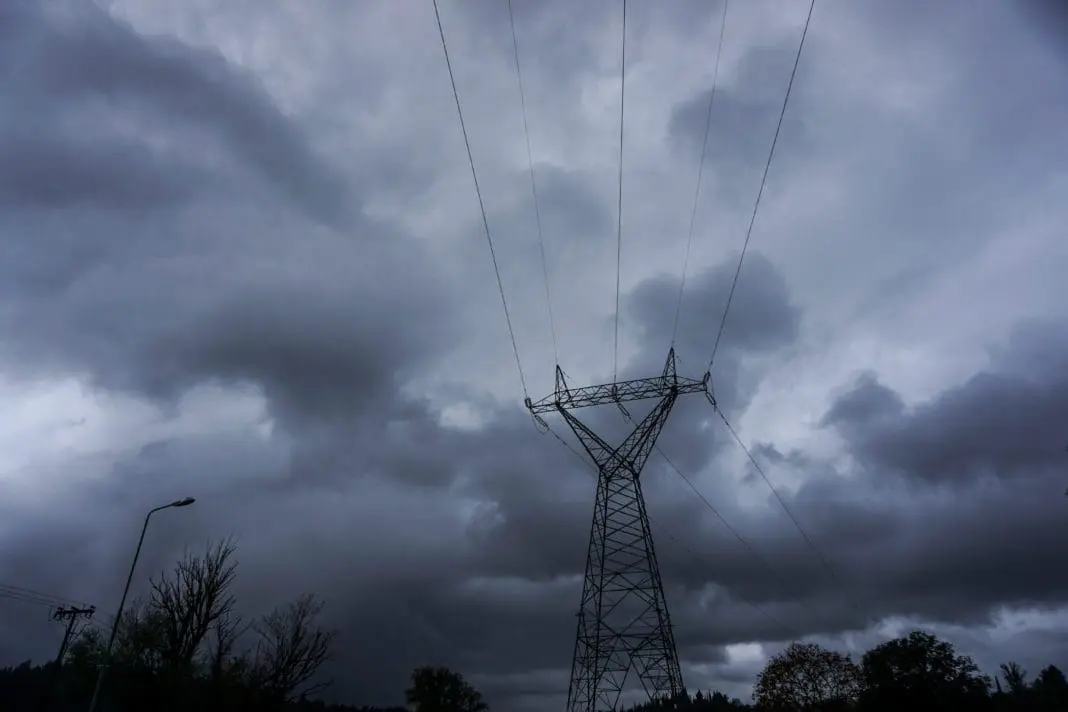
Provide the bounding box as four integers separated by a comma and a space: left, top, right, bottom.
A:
2, 0, 1068, 709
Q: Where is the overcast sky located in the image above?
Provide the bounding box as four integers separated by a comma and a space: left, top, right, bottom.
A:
2, 0, 1068, 709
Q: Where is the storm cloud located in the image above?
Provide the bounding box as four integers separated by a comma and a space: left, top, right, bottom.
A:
1, 1, 1067, 711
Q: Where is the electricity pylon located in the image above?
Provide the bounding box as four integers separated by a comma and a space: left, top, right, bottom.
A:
526, 348, 713, 712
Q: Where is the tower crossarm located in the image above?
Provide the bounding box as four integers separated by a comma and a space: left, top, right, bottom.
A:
524, 348, 711, 415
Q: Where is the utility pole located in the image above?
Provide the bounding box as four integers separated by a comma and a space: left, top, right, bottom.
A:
527, 348, 713, 712
39, 605, 96, 712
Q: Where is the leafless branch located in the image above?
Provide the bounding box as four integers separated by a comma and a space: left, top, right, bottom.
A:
249, 593, 338, 702
149, 537, 239, 671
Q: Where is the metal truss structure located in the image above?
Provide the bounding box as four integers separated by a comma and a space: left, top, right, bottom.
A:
526, 348, 714, 712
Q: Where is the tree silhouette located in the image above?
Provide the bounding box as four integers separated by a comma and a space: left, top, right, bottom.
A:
405, 666, 488, 712
206, 608, 251, 684
2, 538, 340, 711
999, 661, 1028, 695
5, 593, 1068, 712
627, 689, 748, 711
860, 630, 990, 710
150, 538, 240, 672
248, 593, 338, 704
753, 641, 861, 711
1032, 665, 1068, 710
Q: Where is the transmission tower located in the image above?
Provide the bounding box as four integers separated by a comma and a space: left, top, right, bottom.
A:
526, 348, 713, 712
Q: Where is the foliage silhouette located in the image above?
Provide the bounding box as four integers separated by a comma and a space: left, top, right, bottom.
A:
4, 588, 1067, 712
623, 630, 1065, 712
859, 629, 990, 710
753, 641, 860, 710
0, 539, 345, 712
1000, 661, 1027, 696
405, 665, 488, 712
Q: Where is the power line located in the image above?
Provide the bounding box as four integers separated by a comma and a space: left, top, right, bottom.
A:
433, 0, 529, 399
715, 412, 835, 581
649, 441, 818, 627
0, 583, 89, 615
681, 0, 867, 633
0, 582, 68, 602
507, 0, 559, 367
637, 353, 817, 624
0, 589, 60, 608
707, 0, 815, 372
612, 0, 628, 384
671, 0, 730, 348
716, 408, 867, 623
0, 583, 82, 607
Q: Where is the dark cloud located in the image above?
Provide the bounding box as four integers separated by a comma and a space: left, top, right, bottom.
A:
2, 1, 1067, 711
1018, 0, 1068, 56
0, 1, 455, 419
627, 252, 798, 368
824, 322, 1068, 484
789, 468, 1068, 628
0, 130, 200, 210
715, 320, 1068, 634
0, 0, 346, 222
820, 372, 904, 429
669, 42, 812, 176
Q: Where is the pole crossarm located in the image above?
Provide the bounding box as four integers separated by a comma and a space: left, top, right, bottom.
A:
524, 348, 712, 415
40, 606, 96, 712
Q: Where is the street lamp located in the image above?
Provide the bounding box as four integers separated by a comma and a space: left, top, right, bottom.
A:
86, 497, 195, 712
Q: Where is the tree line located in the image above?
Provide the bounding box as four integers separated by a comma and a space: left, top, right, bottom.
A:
629, 632, 1068, 712
1, 538, 1064, 710
0, 539, 488, 712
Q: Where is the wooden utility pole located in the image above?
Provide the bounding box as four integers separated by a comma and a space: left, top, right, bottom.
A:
38, 605, 95, 712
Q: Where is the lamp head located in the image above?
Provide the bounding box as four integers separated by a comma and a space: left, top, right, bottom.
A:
171, 497, 196, 508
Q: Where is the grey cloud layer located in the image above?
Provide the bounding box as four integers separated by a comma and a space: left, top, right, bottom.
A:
1, 1, 1067, 711
823, 324, 1068, 485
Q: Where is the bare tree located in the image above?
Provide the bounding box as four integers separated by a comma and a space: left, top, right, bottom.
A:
149, 538, 239, 671
206, 609, 251, 682
248, 593, 337, 702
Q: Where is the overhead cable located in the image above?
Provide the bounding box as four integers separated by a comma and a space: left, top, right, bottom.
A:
612, 0, 628, 383
672, 0, 730, 347
707, 0, 815, 372
434, 0, 530, 398
507, 0, 560, 366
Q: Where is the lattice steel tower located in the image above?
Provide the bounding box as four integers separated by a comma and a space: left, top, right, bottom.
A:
526, 348, 714, 712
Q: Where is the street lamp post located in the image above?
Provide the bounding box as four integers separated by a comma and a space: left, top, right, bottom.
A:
86, 497, 195, 712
